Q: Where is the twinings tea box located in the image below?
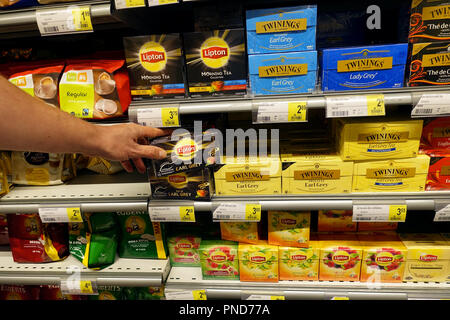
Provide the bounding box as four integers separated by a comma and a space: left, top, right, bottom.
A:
268, 211, 310, 248
321, 44, 408, 91
123, 34, 186, 100
421, 117, 450, 150
319, 236, 363, 281
183, 29, 247, 97
248, 51, 317, 95
213, 156, 282, 196
199, 240, 239, 280
318, 210, 357, 232
220, 221, 260, 244
279, 242, 319, 281
336, 118, 423, 161
352, 155, 430, 192
400, 233, 450, 282
427, 155, 450, 189
246, 5, 317, 54
149, 167, 211, 200
409, 41, 450, 86
239, 241, 279, 282
409, 0, 450, 43
281, 153, 353, 194
358, 222, 398, 232
167, 235, 201, 267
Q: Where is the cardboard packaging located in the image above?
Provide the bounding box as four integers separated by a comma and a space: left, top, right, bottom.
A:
248, 50, 317, 95
421, 117, 450, 150
220, 221, 260, 244
268, 211, 310, 247
199, 240, 239, 280
409, 41, 450, 86
123, 34, 186, 100
167, 235, 201, 267
239, 241, 279, 282
426, 154, 450, 190
358, 222, 398, 232
352, 155, 430, 192
279, 241, 320, 281
409, 0, 450, 43
246, 5, 317, 54
318, 210, 357, 232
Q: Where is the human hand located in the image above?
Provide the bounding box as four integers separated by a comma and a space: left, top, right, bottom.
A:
94, 123, 170, 174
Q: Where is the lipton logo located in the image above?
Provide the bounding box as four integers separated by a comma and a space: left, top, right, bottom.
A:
211, 254, 227, 262
337, 57, 393, 72
294, 169, 340, 180
333, 255, 349, 262
358, 131, 409, 143
140, 50, 165, 63
169, 175, 187, 184
280, 218, 297, 225
422, 52, 450, 67
173, 138, 198, 161
225, 171, 270, 182
291, 254, 307, 261
256, 18, 307, 34
422, 5, 450, 21
420, 255, 438, 262
139, 41, 168, 72
200, 37, 230, 69
176, 145, 197, 156
376, 256, 393, 263
202, 46, 228, 59
176, 243, 192, 249
366, 167, 416, 179
250, 256, 266, 263
259, 63, 308, 78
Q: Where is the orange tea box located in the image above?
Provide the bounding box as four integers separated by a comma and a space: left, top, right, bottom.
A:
279, 241, 319, 281
239, 241, 278, 282
358, 222, 398, 232
268, 211, 310, 247
318, 210, 357, 232
220, 221, 259, 244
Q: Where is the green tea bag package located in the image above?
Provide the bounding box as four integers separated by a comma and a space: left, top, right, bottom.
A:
116, 211, 168, 259
88, 286, 123, 300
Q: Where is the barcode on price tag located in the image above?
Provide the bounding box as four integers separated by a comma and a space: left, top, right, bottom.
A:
213, 203, 261, 222
255, 101, 307, 123
38, 207, 83, 223
61, 280, 97, 295
114, 0, 146, 9
353, 204, 407, 222
36, 6, 93, 36
326, 94, 385, 118
137, 107, 180, 127
434, 204, 450, 222
411, 94, 450, 117
165, 290, 207, 300
149, 206, 195, 222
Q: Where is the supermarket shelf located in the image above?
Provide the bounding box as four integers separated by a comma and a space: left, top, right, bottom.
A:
148, 191, 450, 212
0, 170, 150, 213
128, 86, 450, 117
165, 267, 450, 300
0, 251, 170, 287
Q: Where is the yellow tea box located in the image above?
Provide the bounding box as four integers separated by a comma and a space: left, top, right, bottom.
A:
400, 233, 450, 283
279, 242, 320, 281
213, 156, 281, 196
352, 155, 430, 192
268, 211, 310, 247
318, 210, 357, 232
281, 153, 353, 194
220, 221, 259, 244
336, 118, 423, 161
239, 241, 279, 282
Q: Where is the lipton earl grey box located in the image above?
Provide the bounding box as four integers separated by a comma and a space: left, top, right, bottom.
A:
183, 29, 247, 97
246, 5, 317, 54
321, 44, 408, 91
409, 0, 450, 43
248, 51, 317, 95
409, 41, 450, 86
123, 34, 186, 100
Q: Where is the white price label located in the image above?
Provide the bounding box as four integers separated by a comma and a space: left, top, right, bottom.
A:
136, 107, 179, 128
39, 207, 83, 223
352, 204, 407, 222
114, 0, 146, 9
36, 6, 93, 36
149, 206, 195, 222
61, 280, 97, 295
246, 295, 285, 300
213, 203, 261, 222
165, 290, 207, 300
434, 204, 450, 222
256, 101, 307, 123
411, 94, 450, 117
326, 94, 385, 118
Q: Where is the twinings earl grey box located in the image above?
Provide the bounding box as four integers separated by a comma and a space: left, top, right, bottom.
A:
248, 51, 317, 95
321, 44, 408, 91
246, 5, 317, 54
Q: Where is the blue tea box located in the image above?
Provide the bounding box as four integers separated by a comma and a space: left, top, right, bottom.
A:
246, 5, 317, 54
248, 51, 317, 95
321, 43, 408, 92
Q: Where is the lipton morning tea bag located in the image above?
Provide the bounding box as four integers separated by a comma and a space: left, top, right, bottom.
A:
220, 221, 259, 244
239, 241, 279, 282
199, 240, 239, 280
318, 210, 357, 232
279, 242, 320, 281
268, 211, 310, 247
409, 0, 450, 43
168, 235, 201, 267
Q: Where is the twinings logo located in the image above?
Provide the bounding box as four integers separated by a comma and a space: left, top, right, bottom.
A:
250, 256, 266, 263
422, 5, 450, 21
337, 57, 393, 72
169, 175, 187, 184
432, 127, 450, 138
255, 18, 307, 34
358, 131, 409, 143
259, 63, 308, 78
225, 171, 270, 182
202, 46, 228, 59
422, 52, 450, 67
294, 169, 340, 180
420, 254, 438, 262
291, 254, 307, 261
442, 166, 450, 176
366, 167, 416, 178
140, 50, 165, 64
280, 218, 297, 225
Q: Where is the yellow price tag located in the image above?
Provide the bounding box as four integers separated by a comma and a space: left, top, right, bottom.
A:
66, 208, 83, 223
332, 297, 350, 300
270, 296, 285, 300
245, 204, 261, 221
192, 290, 207, 300
388, 205, 407, 222
161, 107, 179, 127
366, 94, 385, 116
125, 0, 146, 7
72, 7, 93, 32
288, 102, 307, 122
179, 206, 195, 222
79, 281, 94, 294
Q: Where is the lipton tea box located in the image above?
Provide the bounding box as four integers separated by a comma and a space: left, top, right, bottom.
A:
248, 51, 317, 95
239, 241, 279, 282
279, 242, 319, 281
281, 153, 353, 194
421, 117, 450, 150
318, 210, 357, 232
220, 221, 260, 244
352, 155, 430, 192
183, 29, 247, 97
358, 222, 398, 232
409, 41, 450, 86
400, 233, 450, 282
213, 156, 282, 196
246, 5, 317, 54
321, 44, 408, 91
167, 235, 201, 267
199, 240, 239, 280
268, 211, 310, 247
409, 0, 450, 43
123, 34, 186, 100
336, 118, 423, 161
319, 236, 363, 281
